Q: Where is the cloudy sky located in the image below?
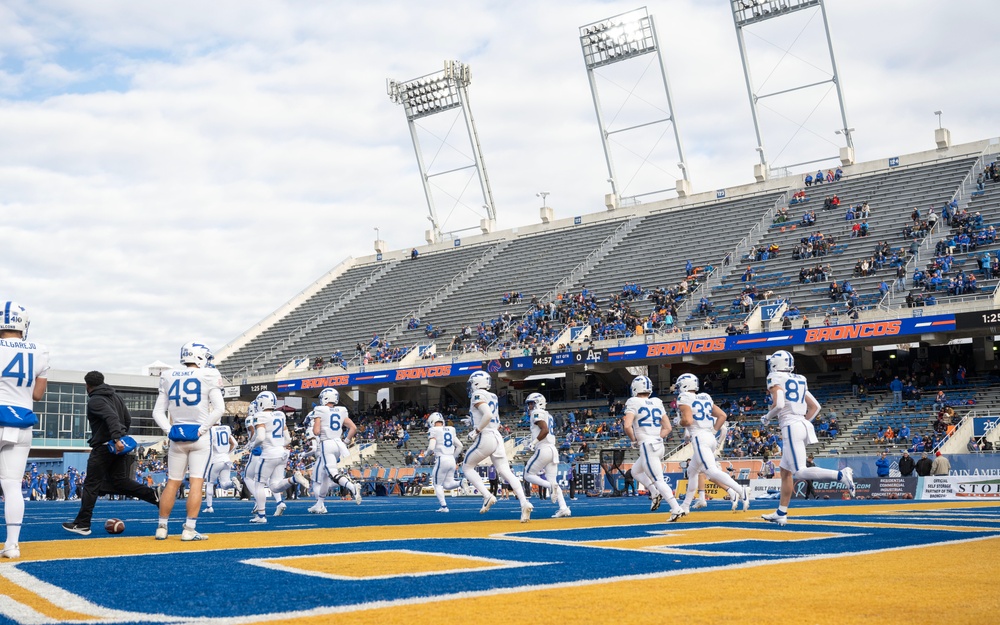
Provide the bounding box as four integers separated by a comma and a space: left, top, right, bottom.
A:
2, 0, 997, 375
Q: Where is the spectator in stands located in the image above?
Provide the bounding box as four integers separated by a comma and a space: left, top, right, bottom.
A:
898, 423, 910, 445
930, 450, 950, 475
915, 451, 933, 476
968, 437, 981, 453
804, 173, 813, 187
890, 376, 903, 406
411, 248, 419, 259
834, 167, 843, 181
875, 452, 890, 477
685, 259, 693, 277
814, 169, 824, 185
898, 450, 915, 476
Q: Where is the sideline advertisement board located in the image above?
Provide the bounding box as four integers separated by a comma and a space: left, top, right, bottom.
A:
918, 475, 1000, 500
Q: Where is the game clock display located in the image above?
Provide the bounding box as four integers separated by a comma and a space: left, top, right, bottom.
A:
955, 310, 1000, 331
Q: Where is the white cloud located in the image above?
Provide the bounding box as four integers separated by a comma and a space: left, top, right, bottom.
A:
0, 0, 998, 373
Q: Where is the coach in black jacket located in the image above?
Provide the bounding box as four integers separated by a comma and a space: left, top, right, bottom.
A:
62, 371, 158, 536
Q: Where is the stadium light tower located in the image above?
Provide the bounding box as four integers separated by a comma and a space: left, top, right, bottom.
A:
388, 60, 496, 242
579, 7, 691, 202
730, 0, 855, 179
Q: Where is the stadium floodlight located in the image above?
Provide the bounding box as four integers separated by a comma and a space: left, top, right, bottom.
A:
730, 0, 853, 171
934, 111, 943, 129
388, 60, 496, 239
536, 192, 550, 207
579, 6, 690, 204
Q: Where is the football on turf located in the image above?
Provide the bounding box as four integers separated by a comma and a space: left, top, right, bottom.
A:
105, 518, 125, 534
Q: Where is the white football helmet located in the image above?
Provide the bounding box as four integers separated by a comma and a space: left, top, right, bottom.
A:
525, 392, 546, 412
768, 350, 795, 373
246, 400, 259, 417
631, 375, 653, 397
180, 342, 213, 367
1, 302, 29, 338
674, 373, 699, 394
256, 391, 277, 411
467, 370, 491, 397
319, 388, 339, 406
427, 412, 445, 427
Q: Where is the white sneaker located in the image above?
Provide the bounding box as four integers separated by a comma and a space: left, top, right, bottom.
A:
731, 493, 740, 512
307, 502, 326, 514
436, 507, 450, 513
155, 526, 167, 540
354, 489, 362, 505
293, 471, 310, 489
480, 495, 497, 514
680, 504, 691, 515
650, 494, 663, 512
520, 504, 534, 523
1, 544, 20, 559
742, 487, 751, 512
204, 506, 214, 513
761, 511, 787, 526
250, 515, 267, 524
550, 487, 560, 504
181, 526, 208, 541
275, 502, 287, 516
692, 500, 708, 510
841, 467, 856, 498
668, 508, 687, 523
552, 508, 572, 518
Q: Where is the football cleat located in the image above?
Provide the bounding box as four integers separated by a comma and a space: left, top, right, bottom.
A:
761, 511, 787, 526
293, 471, 310, 489
354, 489, 362, 505
731, 493, 740, 512
742, 487, 751, 512
650, 493, 663, 512
250, 515, 267, 524
436, 507, 450, 513
204, 506, 214, 514
275, 502, 286, 516
155, 526, 168, 540
550, 486, 560, 504
692, 499, 708, 510
552, 508, 572, 518
668, 508, 687, 523
307, 503, 327, 514
841, 467, 857, 498
1, 544, 20, 559
520, 504, 534, 523
61, 522, 92, 536
480, 494, 497, 514
181, 526, 208, 541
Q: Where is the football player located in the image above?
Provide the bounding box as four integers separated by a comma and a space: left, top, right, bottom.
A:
522, 393, 571, 518
247, 391, 309, 523
204, 421, 237, 513
460, 371, 534, 522
760, 350, 855, 526
152, 342, 225, 541
623, 375, 685, 521
0, 302, 49, 559
306, 388, 361, 514
674, 373, 749, 514
425, 412, 462, 512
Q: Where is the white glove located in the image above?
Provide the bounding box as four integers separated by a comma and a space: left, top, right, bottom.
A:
197, 425, 208, 438
467, 430, 479, 441
527, 440, 537, 451
630, 440, 640, 450
760, 415, 770, 427
672, 416, 680, 428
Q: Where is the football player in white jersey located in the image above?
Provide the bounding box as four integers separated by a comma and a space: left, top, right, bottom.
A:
425, 412, 462, 512
241, 401, 262, 504
152, 342, 225, 541
674, 373, 749, 514
623, 375, 685, 521
306, 388, 362, 514
0, 302, 49, 559
522, 393, 571, 518
204, 423, 236, 513
248, 391, 310, 523
760, 350, 855, 526
460, 371, 534, 522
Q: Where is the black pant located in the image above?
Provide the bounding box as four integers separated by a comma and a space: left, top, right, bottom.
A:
73, 445, 158, 527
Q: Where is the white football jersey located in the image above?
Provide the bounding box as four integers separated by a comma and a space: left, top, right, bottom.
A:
256, 409, 288, 454
470, 390, 501, 431
625, 396, 667, 443
678, 391, 718, 437
310, 405, 349, 441
0, 338, 50, 409
529, 409, 556, 447
157, 367, 224, 426
209, 425, 233, 457
766, 371, 809, 425
428, 425, 459, 457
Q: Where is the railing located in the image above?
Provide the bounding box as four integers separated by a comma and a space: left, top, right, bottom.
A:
232, 264, 388, 379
